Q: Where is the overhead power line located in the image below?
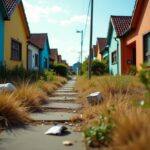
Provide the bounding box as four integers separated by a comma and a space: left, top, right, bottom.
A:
83, 0, 91, 46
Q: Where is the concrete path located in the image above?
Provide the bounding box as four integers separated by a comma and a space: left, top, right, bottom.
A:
0, 77, 85, 150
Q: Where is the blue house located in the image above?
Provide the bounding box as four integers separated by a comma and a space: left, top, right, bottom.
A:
30, 33, 50, 70
0, 1, 9, 65
107, 16, 131, 75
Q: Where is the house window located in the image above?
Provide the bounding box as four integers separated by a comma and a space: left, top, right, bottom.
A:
44, 57, 47, 68
144, 33, 150, 65
11, 39, 22, 61
35, 54, 39, 67
112, 51, 117, 64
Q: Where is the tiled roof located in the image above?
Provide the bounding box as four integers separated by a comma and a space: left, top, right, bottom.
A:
1, 0, 20, 18
30, 34, 48, 50
97, 38, 107, 52
111, 16, 132, 37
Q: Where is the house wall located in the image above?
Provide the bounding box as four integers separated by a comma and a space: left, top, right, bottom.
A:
109, 28, 121, 75
0, 12, 4, 65
28, 44, 39, 70
39, 39, 50, 69
4, 3, 28, 69
123, 0, 150, 71
102, 50, 108, 59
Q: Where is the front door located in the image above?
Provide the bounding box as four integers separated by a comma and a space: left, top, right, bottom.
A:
132, 48, 136, 66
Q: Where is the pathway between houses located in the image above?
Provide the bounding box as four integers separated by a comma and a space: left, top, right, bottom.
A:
0, 77, 86, 150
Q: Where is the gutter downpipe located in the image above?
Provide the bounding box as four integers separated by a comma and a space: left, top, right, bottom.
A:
114, 37, 119, 75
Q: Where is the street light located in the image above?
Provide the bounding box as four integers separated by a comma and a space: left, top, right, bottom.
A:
76, 30, 83, 74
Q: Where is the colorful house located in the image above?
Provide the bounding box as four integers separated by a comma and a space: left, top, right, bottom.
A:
107, 16, 131, 75
121, 0, 150, 73
94, 38, 107, 61
30, 33, 50, 70
4, 0, 30, 69
57, 55, 62, 64
27, 40, 40, 70
0, 1, 6, 65
50, 48, 58, 65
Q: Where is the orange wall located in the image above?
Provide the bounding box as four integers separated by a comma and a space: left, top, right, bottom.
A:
95, 44, 102, 61
123, 0, 150, 72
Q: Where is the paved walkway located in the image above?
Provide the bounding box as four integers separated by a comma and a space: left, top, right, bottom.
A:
0, 77, 86, 150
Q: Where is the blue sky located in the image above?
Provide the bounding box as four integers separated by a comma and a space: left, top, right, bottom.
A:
22, 0, 136, 66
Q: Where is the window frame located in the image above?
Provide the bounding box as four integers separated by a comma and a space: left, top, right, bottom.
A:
143, 32, 150, 66
35, 54, 39, 67
11, 38, 22, 61
111, 50, 117, 65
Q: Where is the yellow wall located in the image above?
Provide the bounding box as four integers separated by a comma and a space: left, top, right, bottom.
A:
4, 3, 28, 69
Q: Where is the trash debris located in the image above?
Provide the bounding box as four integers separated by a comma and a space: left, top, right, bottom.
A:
86, 91, 103, 105
44, 125, 67, 135
0, 83, 16, 92
62, 140, 74, 146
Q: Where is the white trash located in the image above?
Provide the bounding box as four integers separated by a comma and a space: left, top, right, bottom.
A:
44, 125, 67, 135
0, 83, 16, 92
87, 91, 103, 105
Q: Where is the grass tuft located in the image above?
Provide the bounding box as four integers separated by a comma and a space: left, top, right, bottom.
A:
0, 93, 31, 128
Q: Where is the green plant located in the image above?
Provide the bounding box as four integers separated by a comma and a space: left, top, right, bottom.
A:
139, 64, 150, 99
54, 64, 68, 77
129, 65, 137, 75
92, 59, 108, 75
84, 107, 115, 146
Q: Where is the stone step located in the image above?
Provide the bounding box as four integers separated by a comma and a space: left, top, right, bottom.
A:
48, 96, 77, 101
53, 92, 78, 97
42, 102, 81, 110
31, 112, 77, 121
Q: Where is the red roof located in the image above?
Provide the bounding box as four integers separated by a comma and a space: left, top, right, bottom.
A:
2, 0, 20, 18
97, 38, 107, 53
30, 34, 48, 50
111, 16, 132, 37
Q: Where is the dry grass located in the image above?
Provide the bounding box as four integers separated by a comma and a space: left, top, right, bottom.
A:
13, 83, 48, 112
38, 76, 67, 95
75, 75, 150, 149
0, 93, 31, 128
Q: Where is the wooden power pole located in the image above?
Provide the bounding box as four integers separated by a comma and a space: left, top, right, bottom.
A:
88, 0, 94, 80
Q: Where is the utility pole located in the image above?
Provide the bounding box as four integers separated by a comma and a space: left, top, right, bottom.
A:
76, 30, 83, 74
88, 0, 94, 80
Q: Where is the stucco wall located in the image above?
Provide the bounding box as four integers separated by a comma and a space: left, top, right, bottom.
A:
4, 4, 28, 69
124, 0, 150, 71
0, 12, 4, 65
28, 44, 39, 70
109, 28, 121, 75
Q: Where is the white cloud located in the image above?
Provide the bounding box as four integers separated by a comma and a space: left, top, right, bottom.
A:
22, 0, 68, 23
60, 15, 90, 25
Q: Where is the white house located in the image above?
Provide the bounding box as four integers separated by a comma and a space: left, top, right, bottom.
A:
27, 42, 40, 70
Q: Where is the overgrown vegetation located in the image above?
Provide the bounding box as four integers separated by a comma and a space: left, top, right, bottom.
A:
82, 59, 108, 76
0, 64, 67, 129
84, 106, 115, 146
53, 63, 68, 77
75, 74, 150, 149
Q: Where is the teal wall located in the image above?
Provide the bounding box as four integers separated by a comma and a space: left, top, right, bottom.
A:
102, 50, 108, 59
0, 12, 4, 65
39, 39, 50, 70
108, 27, 121, 75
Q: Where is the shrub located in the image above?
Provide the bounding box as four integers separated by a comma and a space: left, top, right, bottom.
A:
139, 64, 150, 100
92, 59, 107, 75
82, 59, 108, 76
54, 64, 68, 77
